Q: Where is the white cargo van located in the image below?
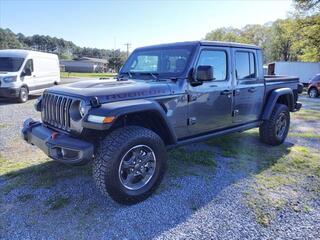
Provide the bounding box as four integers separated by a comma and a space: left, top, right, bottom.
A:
0, 49, 60, 102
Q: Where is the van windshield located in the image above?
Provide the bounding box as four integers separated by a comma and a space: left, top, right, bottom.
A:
0, 57, 25, 72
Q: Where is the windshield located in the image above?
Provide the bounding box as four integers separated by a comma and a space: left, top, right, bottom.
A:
0, 57, 25, 72
120, 45, 195, 78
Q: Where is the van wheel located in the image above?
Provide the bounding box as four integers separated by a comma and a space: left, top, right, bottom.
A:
259, 104, 290, 146
93, 126, 167, 205
18, 87, 28, 103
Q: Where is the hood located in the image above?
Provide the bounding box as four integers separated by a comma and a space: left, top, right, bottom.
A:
0, 72, 16, 77
48, 79, 173, 103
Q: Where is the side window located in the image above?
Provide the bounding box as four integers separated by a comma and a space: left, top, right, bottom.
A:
197, 50, 227, 81
235, 52, 256, 79
24, 59, 34, 72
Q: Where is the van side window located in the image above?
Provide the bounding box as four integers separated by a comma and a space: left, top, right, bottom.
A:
24, 59, 34, 72
235, 52, 256, 79
197, 50, 227, 81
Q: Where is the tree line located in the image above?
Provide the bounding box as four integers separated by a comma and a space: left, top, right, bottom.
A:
205, 0, 319, 63
0, 28, 126, 71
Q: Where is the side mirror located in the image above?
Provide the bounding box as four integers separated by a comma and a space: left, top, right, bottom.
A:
196, 65, 214, 81
21, 68, 32, 77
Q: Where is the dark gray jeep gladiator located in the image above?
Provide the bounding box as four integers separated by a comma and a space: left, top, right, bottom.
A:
22, 41, 303, 204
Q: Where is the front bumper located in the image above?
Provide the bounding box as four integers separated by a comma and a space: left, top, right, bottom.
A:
0, 87, 20, 98
21, 118, 94, 165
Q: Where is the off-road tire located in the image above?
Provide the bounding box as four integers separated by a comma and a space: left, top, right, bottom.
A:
308, 88, 318, 98
259, 103, 290, 146
93, 126, 167, 204
17, 87, 28, 103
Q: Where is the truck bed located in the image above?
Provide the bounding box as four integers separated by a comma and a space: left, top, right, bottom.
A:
264, 75, 299, 83
264, 75, 302, 106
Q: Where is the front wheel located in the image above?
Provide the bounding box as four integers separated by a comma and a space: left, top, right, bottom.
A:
93, 126, 167, 204
17, 87, 28, 103
259, 104, 290, 146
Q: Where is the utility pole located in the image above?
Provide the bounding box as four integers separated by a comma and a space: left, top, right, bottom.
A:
124, 43, 131, 58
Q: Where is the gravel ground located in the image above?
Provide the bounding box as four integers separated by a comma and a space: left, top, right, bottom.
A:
0, 95, 319, 239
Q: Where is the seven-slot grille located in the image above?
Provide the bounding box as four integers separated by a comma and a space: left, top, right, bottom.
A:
42, 93, 73, 131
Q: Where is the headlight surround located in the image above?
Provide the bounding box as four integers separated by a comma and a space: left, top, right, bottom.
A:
3, 76, 17, 83
79, 100, 89, 117
70, 100, 90, 121
34, 96, 43, 112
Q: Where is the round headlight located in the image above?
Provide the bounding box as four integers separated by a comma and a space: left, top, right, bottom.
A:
70, 100, 89, 121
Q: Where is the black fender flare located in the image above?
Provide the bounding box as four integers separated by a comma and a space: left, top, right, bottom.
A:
83, 99, 177, 144
262, 88, 294, 120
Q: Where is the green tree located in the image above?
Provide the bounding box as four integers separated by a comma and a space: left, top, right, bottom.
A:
294, 14, 320, 61
108, 49, 126, 72
268, 18, 299, 62
294, 0, 320, 13
205, 27, 247, 43
0, 28, 23, 49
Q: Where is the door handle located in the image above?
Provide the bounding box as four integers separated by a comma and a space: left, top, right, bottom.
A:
234, 89, 241, 95
248, 87, 257, 93
220, 90, 232, 96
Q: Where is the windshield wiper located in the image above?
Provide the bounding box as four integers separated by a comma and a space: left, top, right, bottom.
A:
117, 71, 133, 80
137, 72, 159, 80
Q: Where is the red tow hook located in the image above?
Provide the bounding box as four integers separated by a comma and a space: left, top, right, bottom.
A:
51, 132, 58, 139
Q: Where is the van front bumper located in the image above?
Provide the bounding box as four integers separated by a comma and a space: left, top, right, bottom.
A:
0, 87, 20, 98
21, 118, 94, 165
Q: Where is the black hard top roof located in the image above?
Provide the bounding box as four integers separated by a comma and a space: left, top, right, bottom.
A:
135, 41, 261, 51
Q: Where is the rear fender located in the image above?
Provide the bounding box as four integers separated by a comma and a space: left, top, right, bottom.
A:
262, 88, 294, 120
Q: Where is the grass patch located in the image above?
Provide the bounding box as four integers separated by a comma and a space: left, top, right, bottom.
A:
0, 123, 7, 128
0, 156, 30, 178
247, 145, 320, 226
289, 132, 320, 139
293, 109, 320, 121
206, 130, 290, 172
60, 72, 116, 78
168, 148, 215, 177
44, 195, 71, 210
0, 155, 91, 194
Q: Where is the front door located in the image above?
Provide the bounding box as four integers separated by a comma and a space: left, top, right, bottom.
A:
232, 49, 265, 123
20, 59, 35, 89
188, 47, 233, 136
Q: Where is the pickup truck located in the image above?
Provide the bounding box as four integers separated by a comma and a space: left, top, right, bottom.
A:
22, 41, 303, 204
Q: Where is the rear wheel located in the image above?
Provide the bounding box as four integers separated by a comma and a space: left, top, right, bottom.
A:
17, 87, 28, 103
309, 88, 318, 98
93, 126, 167, 204
259, 104, 290, 146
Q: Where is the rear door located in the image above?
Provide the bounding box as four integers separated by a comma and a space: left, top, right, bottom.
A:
232, 48, 265, 123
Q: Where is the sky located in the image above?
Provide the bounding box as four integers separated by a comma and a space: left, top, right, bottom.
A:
0, 0, 294, 51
